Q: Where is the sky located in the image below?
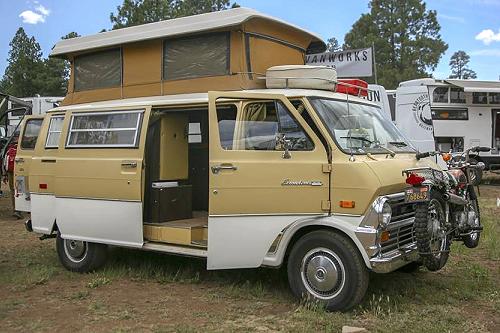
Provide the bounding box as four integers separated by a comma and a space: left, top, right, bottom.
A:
0, 0, 499, 82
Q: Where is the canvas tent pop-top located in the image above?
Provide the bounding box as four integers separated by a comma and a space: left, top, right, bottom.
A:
50, 7, 326, 106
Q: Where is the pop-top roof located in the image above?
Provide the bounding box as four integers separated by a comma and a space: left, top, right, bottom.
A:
50, 7, 325, 57
445, 79, 500, 93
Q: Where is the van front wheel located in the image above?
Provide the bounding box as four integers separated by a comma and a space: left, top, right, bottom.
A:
56, 233, 107, 273
287, 230, 369, 311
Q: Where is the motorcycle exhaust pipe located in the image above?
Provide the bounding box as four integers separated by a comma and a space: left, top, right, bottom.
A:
443, 193, 467, 205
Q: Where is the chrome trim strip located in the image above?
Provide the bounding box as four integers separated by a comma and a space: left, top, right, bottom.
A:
209, 213, 328, 217
53, 195, 141, 203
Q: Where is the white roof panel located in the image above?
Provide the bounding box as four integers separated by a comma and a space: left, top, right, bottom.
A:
50, 7, 324, 57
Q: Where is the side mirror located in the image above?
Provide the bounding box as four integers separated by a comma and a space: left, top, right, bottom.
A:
276, 133, 292, 159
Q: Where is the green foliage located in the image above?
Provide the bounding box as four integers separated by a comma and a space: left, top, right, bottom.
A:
326, 37, 342, 52
0, 27, 43, 97
344, 0, 448, 89
110, 0, 238, 30
0, 29, 80, 97
449, 50, 477, 79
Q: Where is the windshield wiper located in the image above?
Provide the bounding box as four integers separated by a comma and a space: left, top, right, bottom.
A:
388, 141, 408, 147
340, 136, 396, 157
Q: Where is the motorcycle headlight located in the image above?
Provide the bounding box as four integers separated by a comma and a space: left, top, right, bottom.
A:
379, 201, 392, 228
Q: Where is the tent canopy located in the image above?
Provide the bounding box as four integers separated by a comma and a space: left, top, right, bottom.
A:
445, 79, 500, 93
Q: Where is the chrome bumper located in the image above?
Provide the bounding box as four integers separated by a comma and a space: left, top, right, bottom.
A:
369, 244, 420, 273
355, 192, 421, 273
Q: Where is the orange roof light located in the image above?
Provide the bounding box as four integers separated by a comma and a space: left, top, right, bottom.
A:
340, 200, 356, 208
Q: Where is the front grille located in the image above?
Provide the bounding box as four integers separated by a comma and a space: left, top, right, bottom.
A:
380, 197, 417, 254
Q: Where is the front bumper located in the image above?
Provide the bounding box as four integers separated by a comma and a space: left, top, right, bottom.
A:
355, 192, 421, 273
369, 244, 420, 273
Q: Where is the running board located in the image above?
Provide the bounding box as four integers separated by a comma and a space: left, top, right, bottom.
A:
142, 242, 207, 258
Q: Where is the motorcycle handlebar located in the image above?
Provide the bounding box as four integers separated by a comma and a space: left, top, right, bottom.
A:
470, 146, 491, 153
416, 151, 431, 160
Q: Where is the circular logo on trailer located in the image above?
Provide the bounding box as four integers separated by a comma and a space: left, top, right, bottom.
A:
412, 94, 433, 131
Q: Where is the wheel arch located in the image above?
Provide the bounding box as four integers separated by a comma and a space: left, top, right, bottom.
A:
262, 216, 372, 269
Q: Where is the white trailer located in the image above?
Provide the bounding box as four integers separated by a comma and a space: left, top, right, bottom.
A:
370, 79, 500, 170
6, 96, 63, 135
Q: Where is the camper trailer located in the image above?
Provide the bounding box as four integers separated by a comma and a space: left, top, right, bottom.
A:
5, 96, 63, 135
385, 79, 500, 170
18, 8, 439, 311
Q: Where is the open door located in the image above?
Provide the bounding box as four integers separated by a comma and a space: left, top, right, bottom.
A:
15, 115, 44, 212
207, 92, 330, 269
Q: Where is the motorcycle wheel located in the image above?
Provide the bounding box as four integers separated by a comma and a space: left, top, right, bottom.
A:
414, 192, 451, 271
463, 199, 481, 248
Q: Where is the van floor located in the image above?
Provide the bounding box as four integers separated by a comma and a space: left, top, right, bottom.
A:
143, 211, 208, 248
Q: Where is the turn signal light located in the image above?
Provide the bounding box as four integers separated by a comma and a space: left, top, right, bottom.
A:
442, 153, 452, 162
405, 173, 425, 186
340, 200, 355, 208
380, 231, 390, 243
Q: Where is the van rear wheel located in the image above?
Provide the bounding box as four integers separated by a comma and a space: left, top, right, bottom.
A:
287, 230, 369, 311
56, 233, 108, 273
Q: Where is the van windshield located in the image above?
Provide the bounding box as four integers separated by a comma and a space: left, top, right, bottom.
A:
309, 97, 415, 154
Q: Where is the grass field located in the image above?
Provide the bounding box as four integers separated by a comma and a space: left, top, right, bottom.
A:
0, 186, 498, 332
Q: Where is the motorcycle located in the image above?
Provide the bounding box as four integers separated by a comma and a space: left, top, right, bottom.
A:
402, 146, 491, 271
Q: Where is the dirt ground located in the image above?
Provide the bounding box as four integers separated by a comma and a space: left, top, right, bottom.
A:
0, 187, 499, 333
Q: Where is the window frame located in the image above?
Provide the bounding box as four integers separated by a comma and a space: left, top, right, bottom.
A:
162, 32, 231, 81
20, 118, 44, 150
431, 108, 469, 121
45, 115, 65, 149
66, 110, 144, 149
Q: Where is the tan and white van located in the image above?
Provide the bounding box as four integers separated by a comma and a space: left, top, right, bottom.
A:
17, 8, 436, 310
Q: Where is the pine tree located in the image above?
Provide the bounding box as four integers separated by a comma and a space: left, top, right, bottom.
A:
0, 28, 44, 97
344, 0, 448, 89
326, 37, 342, 52
39, 32, 80, 96
449, 50, 477, 79
110, 0, 238, 30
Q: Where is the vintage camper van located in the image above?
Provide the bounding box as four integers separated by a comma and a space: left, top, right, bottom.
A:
17, 8, 438, 310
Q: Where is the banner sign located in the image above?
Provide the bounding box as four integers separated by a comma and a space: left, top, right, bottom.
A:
305, 47, 373, 78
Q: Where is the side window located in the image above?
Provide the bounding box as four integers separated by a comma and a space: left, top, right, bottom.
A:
216, 101, 313, 151
67, 110, 143, 148
21, 119, 43, 150
433, 87, 449, 103
45, 116, 64, 148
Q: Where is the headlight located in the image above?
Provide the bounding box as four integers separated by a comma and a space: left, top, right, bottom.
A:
379, 201, 392, 228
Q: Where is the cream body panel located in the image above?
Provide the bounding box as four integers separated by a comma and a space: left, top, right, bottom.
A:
207, 215, 323, 269
56, 198, 143, 247
30, 193, 56, 234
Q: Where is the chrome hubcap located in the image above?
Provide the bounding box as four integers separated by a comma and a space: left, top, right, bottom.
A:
64, 239, 88, 263
301, 248, 345, 299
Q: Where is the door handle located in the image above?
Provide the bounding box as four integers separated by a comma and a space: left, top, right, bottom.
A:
15, 158, 24, 163
41, 159, 56, 163
121, 161, 138, 168
211, 164, 237, 174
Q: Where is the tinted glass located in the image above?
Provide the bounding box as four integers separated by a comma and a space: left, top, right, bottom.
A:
450, 88, 466, 104
489, 93, 500, 104
473, 92, 488, 104
433, 87, 449, 103
432, 108, 468, 120
21, 119, 43, 149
